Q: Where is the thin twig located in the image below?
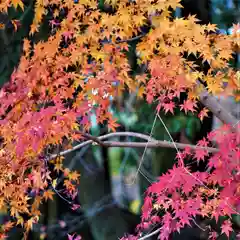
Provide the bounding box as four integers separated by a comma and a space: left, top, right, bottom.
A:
138, 228, 161, 240
131, 114, 157, 185
191, 218, 208, 232
157, 113, 211, 190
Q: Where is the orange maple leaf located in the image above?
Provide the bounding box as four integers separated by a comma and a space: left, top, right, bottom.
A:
198, 108, 209, 121
43, 190, 54, 201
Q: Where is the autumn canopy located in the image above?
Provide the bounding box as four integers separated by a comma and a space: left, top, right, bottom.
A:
0, 0, 239, 239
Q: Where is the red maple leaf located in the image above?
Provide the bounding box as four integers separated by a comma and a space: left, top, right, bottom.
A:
67, 233, 81, 240
193, 149, 208, 163
221, 220, 232, 238
197, 137, 209, 147
71, 204, 80, 211
163, 102, 175, 114
180, 99, 197, 114
209, 231, 218, 240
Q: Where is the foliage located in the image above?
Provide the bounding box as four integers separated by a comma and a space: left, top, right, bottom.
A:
0, 0, 239, 239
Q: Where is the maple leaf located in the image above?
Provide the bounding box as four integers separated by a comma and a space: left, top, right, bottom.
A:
180, 99, 197, 114
29, 23, 40, 35
68, 171, 80, 182
221, 220, 232, 238
163, 102, 175, 114
71, 204, 80, 211
11, 0, 24, 10
2, 221, 14, 232
0, 0, 239, 238
232, 23, 240, 35
67, 234, 74, 240
25, 218, 35, 232
11, 20, 21, 31
193, 149, 208, 163
207, 81, 224, 95
16, 216, 24, 227
197, 138, 209, 147
67, 233, 81, 240
62, 31, 74, 42
198, 108, 209, 121
43, 190, 54, 201
54, 163, 63, 173
209, 231, 218, 240
205, 23, 217, 32
108, 118, 120, 132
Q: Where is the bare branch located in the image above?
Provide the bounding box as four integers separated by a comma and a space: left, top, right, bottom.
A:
49, 131, 219, 160
49, 131, 156, 159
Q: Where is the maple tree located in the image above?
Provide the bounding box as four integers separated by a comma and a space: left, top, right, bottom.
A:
0, 0, 239, 239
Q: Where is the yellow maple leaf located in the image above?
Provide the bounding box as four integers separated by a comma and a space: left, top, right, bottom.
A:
68, 171, 80, 182
105, 0, 118, 6
205, 23, 217, 32
52, 179, 57, 188
25, 218, 35, 232
29, 23, 40, 35
234, 71, 240, 88
137, 86, 145, 99
11, 0, 24, 10
10, 206, 19, 217
207, 81, 223, 95
16, 216, 24, 227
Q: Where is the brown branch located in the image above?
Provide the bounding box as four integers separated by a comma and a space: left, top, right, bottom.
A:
49, 131, 219, 160
119, 35, 239, 128
95, 141, 218, 152
110, 32, 239, 128
197, 81, 239, 128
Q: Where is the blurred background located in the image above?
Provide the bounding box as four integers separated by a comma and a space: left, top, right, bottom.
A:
0, 0, 239, 239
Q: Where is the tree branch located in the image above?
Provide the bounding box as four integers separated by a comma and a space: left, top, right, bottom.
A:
49, 131, 219, 160
198, 82, 239, 128
114, 34, 239, 129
